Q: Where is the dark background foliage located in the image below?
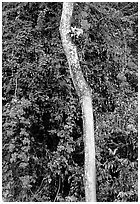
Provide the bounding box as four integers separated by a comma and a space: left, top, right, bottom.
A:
2, 2, 138, 202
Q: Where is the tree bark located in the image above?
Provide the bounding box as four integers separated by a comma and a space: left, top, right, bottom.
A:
59, 2, 96, 202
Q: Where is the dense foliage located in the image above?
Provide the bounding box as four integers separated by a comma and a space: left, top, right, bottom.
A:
2, 2, 138, 202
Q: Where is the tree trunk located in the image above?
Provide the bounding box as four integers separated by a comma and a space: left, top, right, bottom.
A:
59, 2, 96, 202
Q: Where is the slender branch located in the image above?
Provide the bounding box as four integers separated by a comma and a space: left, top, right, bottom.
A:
14, 75, 18, 99
30, 178, 46, 201
53, 175, 61, 202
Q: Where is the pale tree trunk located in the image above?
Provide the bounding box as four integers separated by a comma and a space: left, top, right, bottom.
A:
59, 2, 96, 202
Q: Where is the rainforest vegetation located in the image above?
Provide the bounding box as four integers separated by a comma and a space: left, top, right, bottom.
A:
2, 2, 138, 202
